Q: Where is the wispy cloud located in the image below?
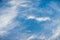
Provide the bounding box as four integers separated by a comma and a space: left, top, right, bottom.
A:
0, 0, 60, 40
27, 33, 46, 40
8, 0, 31, 8
48, 2, 60, 12
0, 31, 6, 35
0, 7, 17, 29
26, 15, 51, 22
0, 0, 32, 38
27, 35, 36, 40
27, 16, 35, 19
36, 17, 51, 22
48, 24, 60, 40
0, 0, 19, 36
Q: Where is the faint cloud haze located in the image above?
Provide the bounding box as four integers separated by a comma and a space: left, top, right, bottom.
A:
0, 0, 60, 40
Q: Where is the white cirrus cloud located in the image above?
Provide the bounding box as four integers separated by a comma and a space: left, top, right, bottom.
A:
0, 31, 9, 37
27, 16, 36, 19
48, 23, 60, 40
8, 0, 31, 8
27, 35, 36, 40
36, 17, 51, 22
26, 15, 51, 22
0, 7, 17, 29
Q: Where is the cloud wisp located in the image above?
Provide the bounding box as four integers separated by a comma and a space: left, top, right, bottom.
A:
26, 15, 51, 22
0, 0, 60, 40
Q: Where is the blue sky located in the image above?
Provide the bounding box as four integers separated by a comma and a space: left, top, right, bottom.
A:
0, 0, 60, 40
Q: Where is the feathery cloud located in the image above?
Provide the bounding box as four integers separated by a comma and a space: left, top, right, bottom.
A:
26, 15, 51, 22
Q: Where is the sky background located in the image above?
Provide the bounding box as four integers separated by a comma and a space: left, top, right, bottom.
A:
0, 0, 60, 40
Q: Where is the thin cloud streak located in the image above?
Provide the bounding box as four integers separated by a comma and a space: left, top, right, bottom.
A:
27, 15, 51, 22
48, 25, 60, 40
